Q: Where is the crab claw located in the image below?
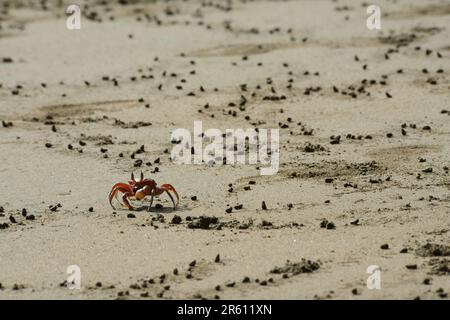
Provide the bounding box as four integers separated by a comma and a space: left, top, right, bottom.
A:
135, 185, 150, 201
140, 171, 144, 181
131, 172, 135, 181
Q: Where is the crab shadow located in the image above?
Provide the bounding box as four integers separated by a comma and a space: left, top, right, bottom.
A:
129, 203, 191, 214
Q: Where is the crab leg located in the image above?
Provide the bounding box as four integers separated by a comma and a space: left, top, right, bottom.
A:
108, 183, 133, 209
121, 191, 135, 210
160, 184, 180, 208
109, 182, 130, 199
146, 194, 155, 212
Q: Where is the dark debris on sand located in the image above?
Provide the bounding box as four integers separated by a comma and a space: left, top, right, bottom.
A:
270, 259, 321, 276
428, 259, 450, 276
416, 243, 450, 257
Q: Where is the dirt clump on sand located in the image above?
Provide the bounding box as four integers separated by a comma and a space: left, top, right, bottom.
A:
416, 243, 450, 257
270, 259, 321, 276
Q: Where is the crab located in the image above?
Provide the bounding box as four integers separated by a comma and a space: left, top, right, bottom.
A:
109, 172, 179, 210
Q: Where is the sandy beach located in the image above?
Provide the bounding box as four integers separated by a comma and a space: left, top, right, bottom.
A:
0, 0, 449, 299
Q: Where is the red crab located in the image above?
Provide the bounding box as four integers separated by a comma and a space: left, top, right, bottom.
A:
109, 172, 179, 210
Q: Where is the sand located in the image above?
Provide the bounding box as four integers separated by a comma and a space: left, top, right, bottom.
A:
0, 0, 449, 300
